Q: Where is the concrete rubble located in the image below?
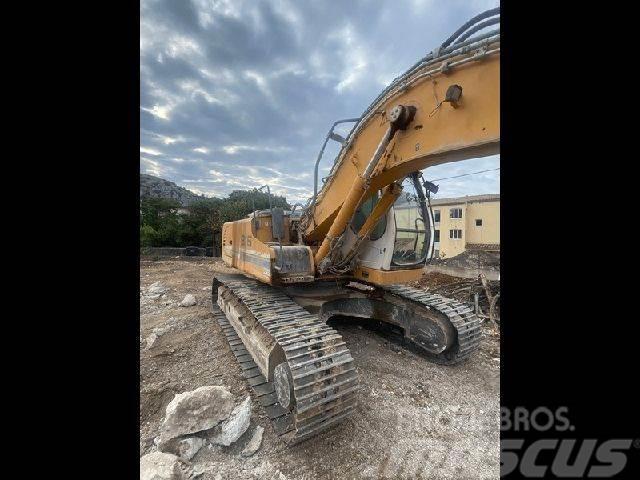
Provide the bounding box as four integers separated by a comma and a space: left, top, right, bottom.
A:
146, 281, 168, 297
154, 385, 258, 472
144, 318, 180, 350
241, 425, 264, 457
180, 294, 197, 307
144, 333, 159, 350
140, 451, 198, 480
210, 396, 251, 447
163, 436, 206, 461
159, 386, 235, 446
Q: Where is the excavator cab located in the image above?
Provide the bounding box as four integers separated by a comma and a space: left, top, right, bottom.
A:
391, 195, 430, 267
348, 176, 434, 272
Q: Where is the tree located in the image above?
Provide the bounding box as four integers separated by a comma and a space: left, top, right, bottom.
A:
139, 189, 292, 249
140, 198, 182, 247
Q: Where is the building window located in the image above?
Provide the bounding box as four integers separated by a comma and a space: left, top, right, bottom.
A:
434, 230, 440, 242
450, 208, 462, 219
449, 229, 462, 239
434, 210, 440, 222
434, 249, 440, 258
475, 219, 483, 226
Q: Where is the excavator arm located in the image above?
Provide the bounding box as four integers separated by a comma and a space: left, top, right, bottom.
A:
301, 17, 499, 276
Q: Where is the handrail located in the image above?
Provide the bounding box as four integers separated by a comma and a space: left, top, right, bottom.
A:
310, 118, 360, 224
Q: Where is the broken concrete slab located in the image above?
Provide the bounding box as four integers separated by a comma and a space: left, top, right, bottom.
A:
145, 333, 158, 350
210, 396, 251, 447
241, 425, 264, 457
160, 435, 205, 461
147, 282, 168, 296
180, 294, 197, 307
140, 452, 182, 480
159, 386, 235, 445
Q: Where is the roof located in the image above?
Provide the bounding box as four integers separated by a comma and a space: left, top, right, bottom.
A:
430, 194, 500, 206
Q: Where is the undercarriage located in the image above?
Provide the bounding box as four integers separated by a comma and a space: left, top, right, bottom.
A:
212, 274, 482, 443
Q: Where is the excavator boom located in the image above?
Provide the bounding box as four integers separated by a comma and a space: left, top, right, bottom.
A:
303, 26, 499, 278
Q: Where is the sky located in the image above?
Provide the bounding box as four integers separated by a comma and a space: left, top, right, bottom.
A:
140, 0, 500, 203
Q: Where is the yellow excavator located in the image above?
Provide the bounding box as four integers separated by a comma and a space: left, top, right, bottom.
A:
211, 8, 499, 443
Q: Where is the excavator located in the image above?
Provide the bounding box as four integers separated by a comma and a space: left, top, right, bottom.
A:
211, 8, 499, 444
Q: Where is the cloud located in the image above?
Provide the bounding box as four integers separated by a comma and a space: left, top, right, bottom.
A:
141, 0, 500, 202
140, 146, 162, 156
424, 155, 500, 198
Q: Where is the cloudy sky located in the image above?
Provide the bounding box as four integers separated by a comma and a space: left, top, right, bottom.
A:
140, 0, 499, 203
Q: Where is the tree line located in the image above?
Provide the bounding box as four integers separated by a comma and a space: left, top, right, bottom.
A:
140, 189, 290, 248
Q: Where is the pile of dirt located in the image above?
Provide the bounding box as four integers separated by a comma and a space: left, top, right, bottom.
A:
411, 271, 461, 290
432, 249, 500, 271
411, 271, 500, 323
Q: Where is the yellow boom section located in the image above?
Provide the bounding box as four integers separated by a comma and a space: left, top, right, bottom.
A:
303, 43, 499, 245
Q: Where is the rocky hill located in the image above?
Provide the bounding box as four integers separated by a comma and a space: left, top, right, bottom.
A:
140, 174, 207, 206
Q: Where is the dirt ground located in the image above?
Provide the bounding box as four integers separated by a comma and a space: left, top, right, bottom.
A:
140, 258, 500, 480
431, 250, 500, 272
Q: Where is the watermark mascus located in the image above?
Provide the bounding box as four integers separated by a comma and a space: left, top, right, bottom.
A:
501, 407, 636, 477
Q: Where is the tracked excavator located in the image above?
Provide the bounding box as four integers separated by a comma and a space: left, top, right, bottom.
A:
211, 8, 500, 444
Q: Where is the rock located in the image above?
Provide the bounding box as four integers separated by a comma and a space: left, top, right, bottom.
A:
145, 333, 158, 350
159, 386, 235, 445
241, 425, 264, 457
180, 294, 197, 307
140, 452, 181, 480
148, 282, 168, 296
162, 436, 205, 461
210, 396, 251, 446
140, 173, 205, 207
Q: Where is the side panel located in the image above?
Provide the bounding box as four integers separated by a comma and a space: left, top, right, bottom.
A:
353, 266, 424, 285
222, 219, 273, 284
222, 217, 315, 285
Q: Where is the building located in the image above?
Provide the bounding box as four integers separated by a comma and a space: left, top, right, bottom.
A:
430, 194, 500, 258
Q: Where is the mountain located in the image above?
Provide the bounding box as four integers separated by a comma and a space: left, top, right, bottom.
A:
140, 174, 207, 206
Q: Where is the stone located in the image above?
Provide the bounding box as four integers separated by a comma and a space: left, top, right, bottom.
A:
159, 386, 235, 445
210, 396, 251, 446
180, 294, 197, 307
241, 425, 264, 457
140, 452, 181, 480
148, 282, 168, 296
140, 173, 205, 207
145, 333, 158, 350
162, 436, 205, 461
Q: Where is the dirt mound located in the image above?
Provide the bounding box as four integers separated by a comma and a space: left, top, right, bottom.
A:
433, 249, 500, 271
411, 271, 501, 324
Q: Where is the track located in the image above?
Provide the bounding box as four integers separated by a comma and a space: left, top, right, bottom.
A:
381, 284, 483, 364
212, 274, 359, 444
